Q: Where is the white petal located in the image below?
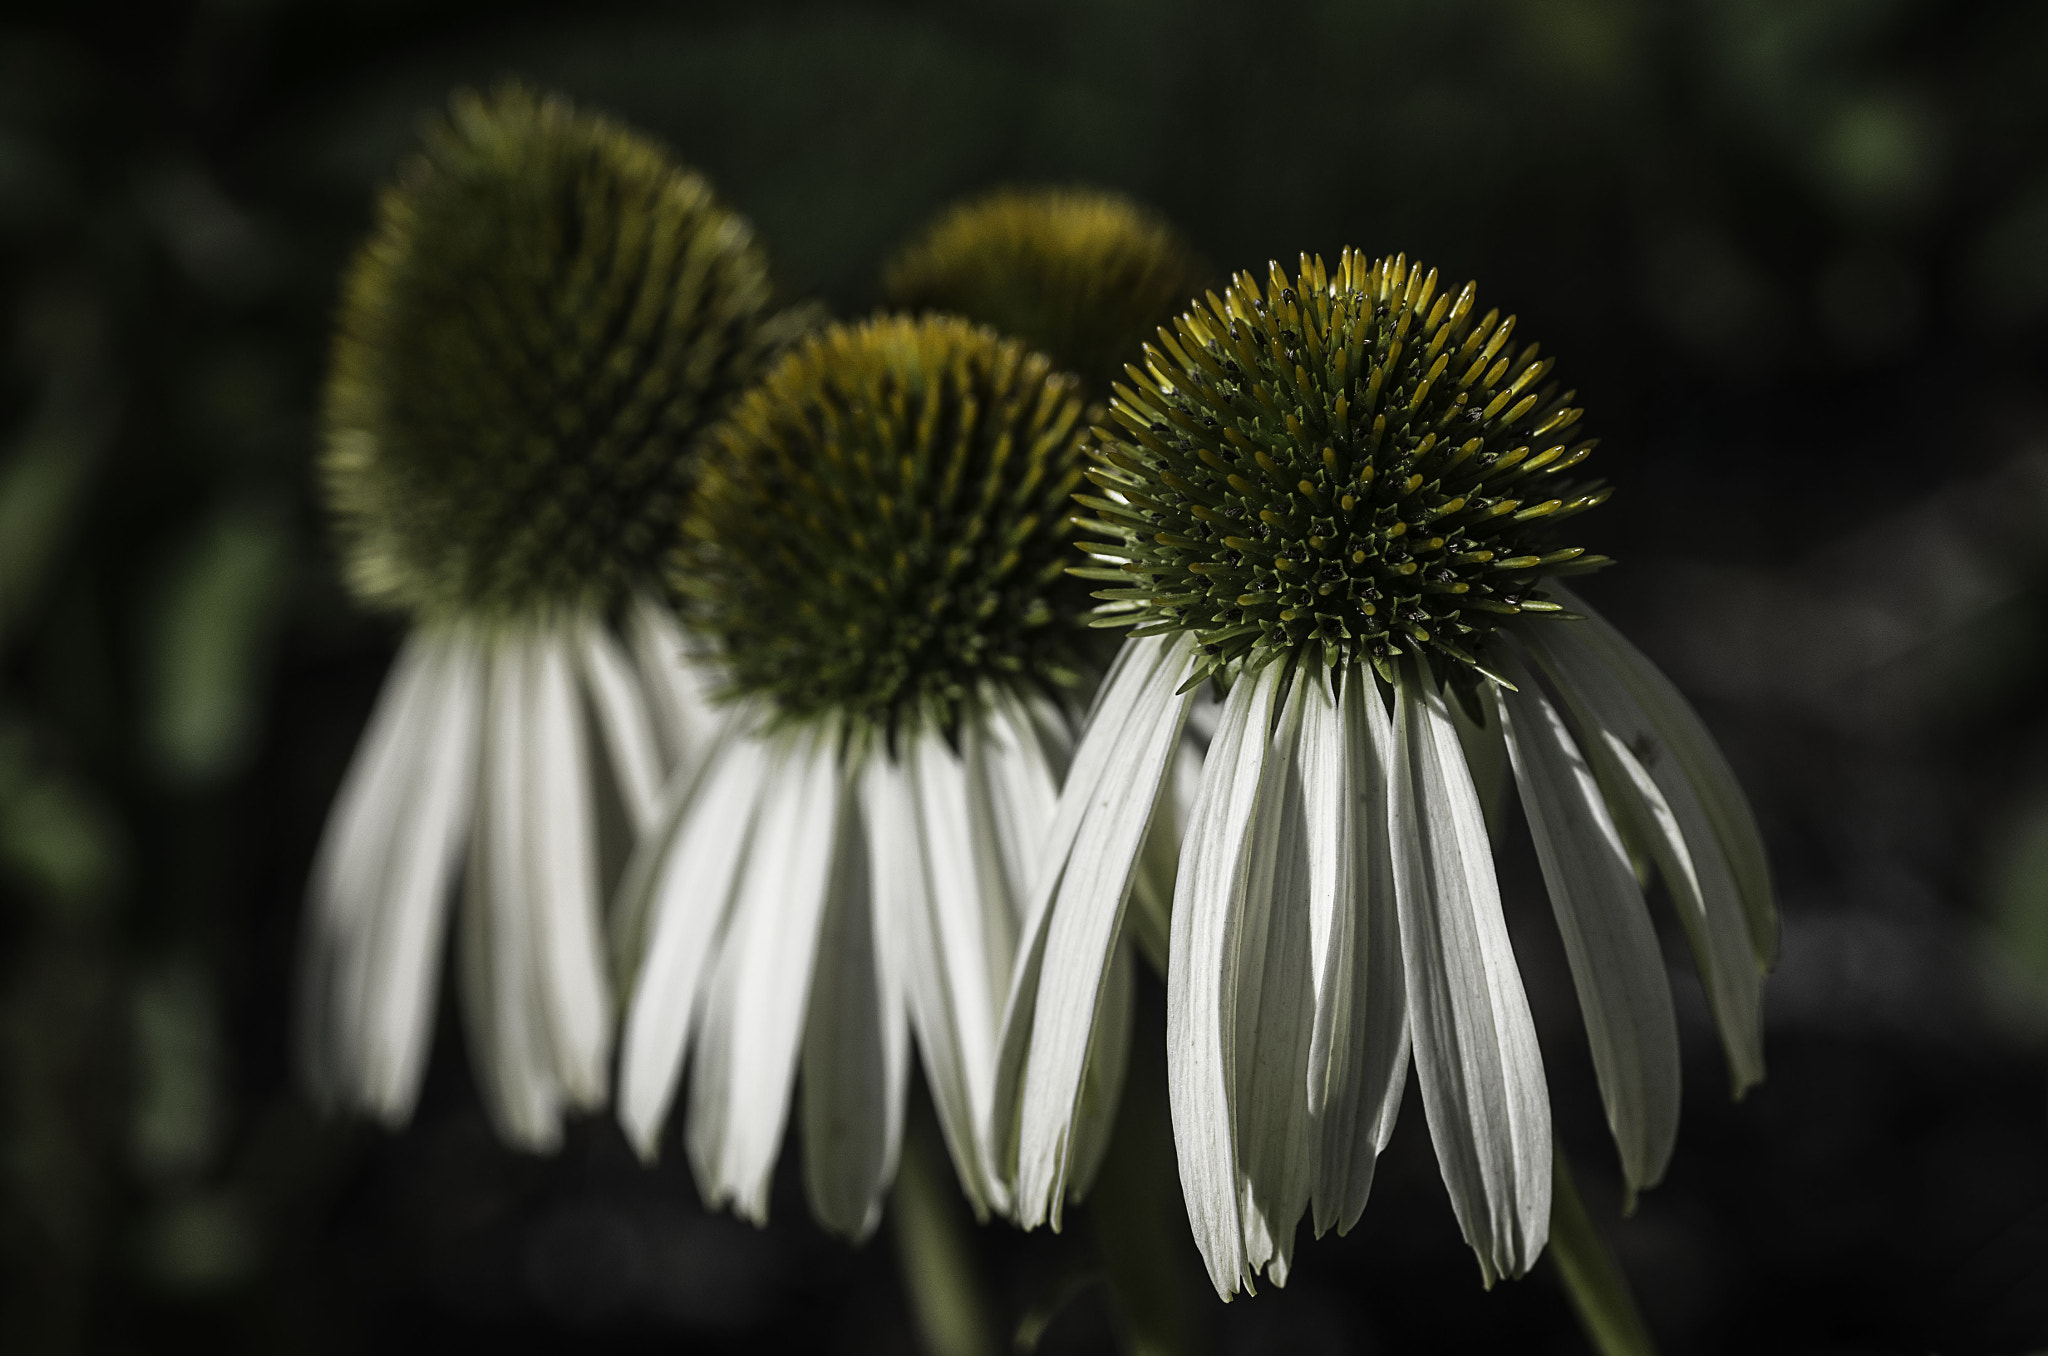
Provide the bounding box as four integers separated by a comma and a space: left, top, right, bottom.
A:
989, 637, 1182, 1199
883, 699, 1063, 1221
1233, 666, 1318, 1288
899, 734, 1007, 1216
608, 710, 751, 985
326, 629, 483, 1124
801, 776, 907, 1240
526, 626, 611, 1110
1547, 584, 1775, 965
300, 628, 442, 1110
1060, 937, 1133, 1205
462, 631, 565, 1151
1125, 722, 1203, 976
688, 726, 842, 1223
1165, 660, 1280, 1299
576, 617, 665, 838
1519, 619, 1765, 1094
303, 632, 438, 963
972, 689, 1065, 911
1391, 664, 1550, 1286
1137, 726, 1211, 971
626, 591, 720, 772
1311, 668, 1410, 1237
1301, 667, 1352, 1119
1493, 646, 1680, 1194
615, 731, 772, 1158
996, 634, 1199, 1226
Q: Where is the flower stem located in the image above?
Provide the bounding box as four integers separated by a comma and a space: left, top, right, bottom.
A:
1546, 1149, 1658, 1356
891, 1109, 999, 1356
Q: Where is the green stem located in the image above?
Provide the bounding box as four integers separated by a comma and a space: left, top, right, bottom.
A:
891, 1110, 1000, 1356
1546, 1150, 1659, 1356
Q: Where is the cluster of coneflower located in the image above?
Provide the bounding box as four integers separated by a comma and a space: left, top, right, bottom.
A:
302, 83, 1775, 1326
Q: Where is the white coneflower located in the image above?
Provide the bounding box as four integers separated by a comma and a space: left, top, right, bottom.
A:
299, 85, 802, 1152
990, 251, 1778, 1295
614, 314, 1128, 1240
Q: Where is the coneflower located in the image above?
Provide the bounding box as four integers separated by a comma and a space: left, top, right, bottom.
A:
614, 314, 1131, 1239
300, 84, 803, 1151
991, 250, 1776, 1295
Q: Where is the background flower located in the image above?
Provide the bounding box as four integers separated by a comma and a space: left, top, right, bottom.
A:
300, 85, 798, 1150
882, 185, 1209, 396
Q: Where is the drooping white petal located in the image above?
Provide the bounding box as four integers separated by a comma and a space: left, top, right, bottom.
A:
989, 637, 1185, 1199
526, 626, 611, 1110
1301, 667, 1352, 1120
608, 711, 751, 986
688, 725, 842, 1223
304, 639, 441, 917
462, 631, 565, 1150
801, 776, 907, 1241
1519, 620, 1765, 1094
1165, 661, 1280, 1299
626, 591, 720, 772
1060, 936, 1132, 1205
311, 628, 483, 1123
995, 634, 1199, 1227
1125, 722, 1204, 974
1310, 667, 1409, 1237
1547, 584, 1776, 965
1232, 666, 1318, 1288
615, 731, 772, 1159
1493, 646, 1680, 1195
971, 689, 1066, 912
576, 616, 665, 837
301, 628, 439, 1109
898, 733, 1009, 1217
1391, 664, 1551, 1287
1123, 806, 1179, 976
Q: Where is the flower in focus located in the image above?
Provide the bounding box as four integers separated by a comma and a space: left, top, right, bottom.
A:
882, 186, 1208, 393
991, 251, 1777, 1294
614, 314, 1129, 1239
300, 84, 801, 1150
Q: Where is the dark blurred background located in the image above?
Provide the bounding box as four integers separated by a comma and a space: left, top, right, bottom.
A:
4, 0, 2048, 1352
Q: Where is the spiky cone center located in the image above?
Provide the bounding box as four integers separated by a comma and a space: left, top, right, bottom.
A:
881, 187, 1208, 395
1079, 250, 1613, 687
679, 314, 1093, 742
323, 83, 803, 624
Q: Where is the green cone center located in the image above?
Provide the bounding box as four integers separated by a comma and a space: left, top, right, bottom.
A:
1079, 250, 1612, 683
679, 314, 1093, 739
323, 85, 793, 622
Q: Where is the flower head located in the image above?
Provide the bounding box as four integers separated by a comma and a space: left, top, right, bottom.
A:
324, 82, 798, 621
882, 187, 1207, 393
990, 252, 1776, 1297
677, 313, 1090, 739
617, 315, 1123, 1239
302, 85, 792, 1150
1081, 249, 1609, 686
